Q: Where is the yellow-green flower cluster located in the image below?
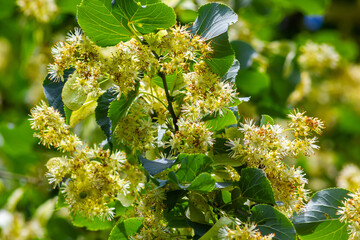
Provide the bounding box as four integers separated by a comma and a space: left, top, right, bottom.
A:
17, 0, 58, 22
114, 99, 157, 153
148, 25, 212, 74
183, 61, 236, 117
29, 100, 82, 152
337, 191, 360, 240
48, 28, 103, 97
169, 117, 214, 154
29, 101, 145, 220
104, 39, 158, 96
226, 112, 324, 215
298, 40, 340, 75
218, 219, 274, 240
49, 146, 144, 220
130, 186, 170, 239
288, 109, 325, 156
337, 164, 360, 192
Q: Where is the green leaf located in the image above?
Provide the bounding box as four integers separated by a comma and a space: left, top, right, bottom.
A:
222, 191, 232, 204
292, 188, 350, 236
260, 115, 274, 126
187, 220, 212, 238
203, 109, 237, 131
77, 0, 132, 47
43, 68, 75, 117
114, 0, 176, 34
236, 69, 270, 95
72, 214, 113, 231
199, 217, 232, 240
77, 0, 175, 47
239, 168, 276, 204
109, 217, 143, 240
61, 72, 87, 111
190, 3, 237, 40
187, 173, 216, 193
205, 32, 235, 77
165, 190, 187, 212
191, 3, 238, 77
139, 155, 176, 176
231, 40, 256, 70
165, 200, 188, 228
69, 96, 98, 128
152, 73, 176, 89
64, 105, 72, 125
176, 154, 213, 183
251, 205, 296, 240
228, 97, 251, 107
212, 153, 244, 167
95, 88, 118, 146
108, 89, 139, 131
221, 59, 240, 84
299, 221, 349, 240
56, 193, 68, 210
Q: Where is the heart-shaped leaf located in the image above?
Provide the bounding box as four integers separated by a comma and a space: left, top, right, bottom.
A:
292, 188, 350, 238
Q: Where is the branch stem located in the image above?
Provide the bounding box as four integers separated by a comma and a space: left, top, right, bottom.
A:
158, 71, 179, 131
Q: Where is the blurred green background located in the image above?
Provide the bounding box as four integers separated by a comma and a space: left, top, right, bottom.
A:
1, 0, 360, 238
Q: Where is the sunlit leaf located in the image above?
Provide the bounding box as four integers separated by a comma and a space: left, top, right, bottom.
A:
251, 205, 296, 240
109, 217, 143, 239
293, 188, 350, 237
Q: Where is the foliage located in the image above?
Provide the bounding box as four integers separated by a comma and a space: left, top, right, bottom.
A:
2, 0, 360, 239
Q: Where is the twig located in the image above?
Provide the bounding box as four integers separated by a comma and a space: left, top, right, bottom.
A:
158, 71, 179, 131
151, 51, 179, 131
